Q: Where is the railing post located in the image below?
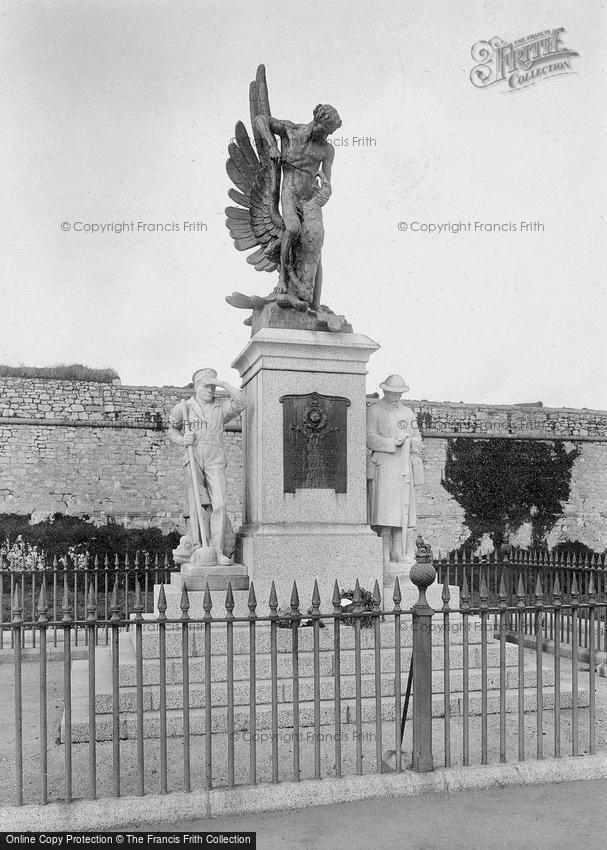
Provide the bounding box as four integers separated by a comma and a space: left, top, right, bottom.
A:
110, 577, 122, 798
86, 582, 97, 800
410, 544, 436, 773
12, 586, 23, 806
133, 580, 145, 797
38, 580, 49, 804
62, 572, 74, 802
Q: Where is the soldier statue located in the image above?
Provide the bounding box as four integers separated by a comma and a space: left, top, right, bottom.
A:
168, 368, 245, 567
366, 375, 424, 567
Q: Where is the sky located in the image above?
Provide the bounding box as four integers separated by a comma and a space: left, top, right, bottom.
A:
1, 0, 606, 408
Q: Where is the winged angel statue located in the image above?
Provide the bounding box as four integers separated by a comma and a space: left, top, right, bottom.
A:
225, 66, 351, 332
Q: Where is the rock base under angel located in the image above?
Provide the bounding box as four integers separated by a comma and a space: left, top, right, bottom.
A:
225, 65, 351, 333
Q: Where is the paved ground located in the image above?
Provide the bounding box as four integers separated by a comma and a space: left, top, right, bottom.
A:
1, 650, 606, 805
1, 635, 607, 850
123, 779, 607, 848
0, 640, 607, 804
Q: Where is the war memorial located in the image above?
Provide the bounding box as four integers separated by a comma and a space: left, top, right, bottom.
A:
1, 58, 606, 837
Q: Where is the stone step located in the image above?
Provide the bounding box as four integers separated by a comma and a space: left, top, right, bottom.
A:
156, 577, 460, 619
69, 631, 533, 720
109, 634, 522, 687
132, 616, 494, 658
66, 685, 588, 743
86, 664, 556, 715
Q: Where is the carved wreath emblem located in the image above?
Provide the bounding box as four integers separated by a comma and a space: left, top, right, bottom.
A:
291, 393, 336, 440
303, 397, 328, 433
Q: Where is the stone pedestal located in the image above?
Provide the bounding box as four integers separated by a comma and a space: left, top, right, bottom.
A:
232, 328, 383, 609
153, 568, 252, 619
177, 562, 249, 592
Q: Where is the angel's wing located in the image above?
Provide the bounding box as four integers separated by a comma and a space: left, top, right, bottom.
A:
250, 64, 272, 162
225, 65, 283, 273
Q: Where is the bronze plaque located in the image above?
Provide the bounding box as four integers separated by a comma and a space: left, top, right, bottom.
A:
279, 392, 350, 493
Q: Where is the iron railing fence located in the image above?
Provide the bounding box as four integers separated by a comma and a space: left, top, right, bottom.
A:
434, 547, 607, 601
5, 570, 606, 807
4, 547, 605, 650
0, 553, 173, 650
434, 549, 607, 653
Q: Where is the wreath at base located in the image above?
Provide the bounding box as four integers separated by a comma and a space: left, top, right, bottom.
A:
273, 587, 377, 629
339, 587, 376, 629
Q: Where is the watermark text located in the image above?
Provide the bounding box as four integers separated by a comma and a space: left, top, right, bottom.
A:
398, 220, 544, 234
61, 220, 207, 234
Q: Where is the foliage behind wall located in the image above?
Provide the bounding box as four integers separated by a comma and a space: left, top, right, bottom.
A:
442, 438, 580, 550
0, 364, 119, 382
0, 512, 179, 562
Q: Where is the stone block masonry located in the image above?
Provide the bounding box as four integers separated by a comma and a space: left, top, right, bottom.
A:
0, 377, 242, 534
412, 399, 607, 553
1, 376, 606, 552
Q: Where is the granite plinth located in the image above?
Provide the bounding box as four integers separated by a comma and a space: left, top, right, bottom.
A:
238, 523, 383, 610
153, 580, 252, 619
177, 562, 249, 592
233, 330, 378, 526
232, 328, 383, 606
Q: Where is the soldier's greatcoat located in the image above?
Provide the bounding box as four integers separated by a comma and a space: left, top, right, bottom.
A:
366, 398, 423, 530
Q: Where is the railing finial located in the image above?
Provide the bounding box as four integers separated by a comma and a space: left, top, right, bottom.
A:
247, 581, 257, 616
86, 582, 97, 620
311, 579, 321, 615
269, 581, 278, 614
372, 579, 381, 611
37, 578, 48, 617
225, 582, 235, 618
180, 584, 190, 619
392, 576, 402, 609
409, 537, 436, 609
157, 584, 167, 621
332, 579, 341, 614
290, 580, 300, 612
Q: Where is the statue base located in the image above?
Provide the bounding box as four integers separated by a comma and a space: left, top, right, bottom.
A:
178, 562, 249, 592
153, 564, 250, 618
238, 524, 384, 610
249, 301, 353, 336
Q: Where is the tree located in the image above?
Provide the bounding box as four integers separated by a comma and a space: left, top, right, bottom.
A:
442, 438, 579, 550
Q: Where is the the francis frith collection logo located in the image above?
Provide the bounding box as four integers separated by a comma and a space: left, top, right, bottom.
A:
470, 28, 579, 91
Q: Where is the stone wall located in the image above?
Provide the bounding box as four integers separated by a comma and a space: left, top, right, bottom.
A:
414, 400, 607, 438
1, 377, 606, 552
415, 437, 607, 554
0, 377, 242, 534
0, 377, 180, 426
410, 399, 607, 553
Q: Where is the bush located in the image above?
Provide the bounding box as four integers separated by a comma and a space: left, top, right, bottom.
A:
0, 364, 119, 383
442, 438, 579, 550
0, 536, 45, 570
551, 540, 597, 559
0, 513, 179, 566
